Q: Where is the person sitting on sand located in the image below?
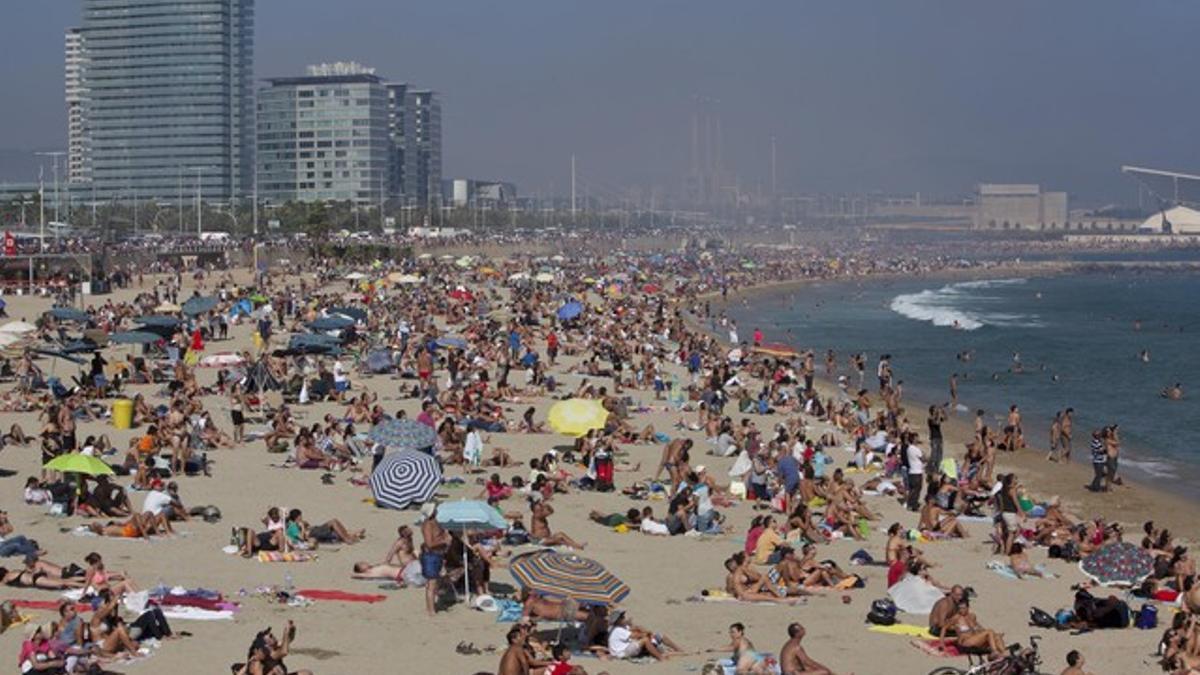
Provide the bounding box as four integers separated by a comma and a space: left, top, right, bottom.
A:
233, 621, 313, 675
382, 525, 418, 568
528, 496, 585, 549
238, 507, 289, 557
724, 552, 802, 605
706, 621, 774, 675
1009, 542, 1049, 578
606, 609, 683, 662
778, 622, 835, 675
938, 598, 1006, 660
497, 626, 531, 675
284, 508, 364, 548
919, 493, 968, 538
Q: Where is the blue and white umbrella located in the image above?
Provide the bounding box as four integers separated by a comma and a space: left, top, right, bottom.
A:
308, 316, 355, 331
369, 449, 441, 510
181, 296, 218, 317
328, 306, 367, 322
437, 500, 509, 602
367, 418, 438, 451
557, 301, 583, 321
134, 316, 182, 328
109, 331, 161, 345
46, 307, 91, 323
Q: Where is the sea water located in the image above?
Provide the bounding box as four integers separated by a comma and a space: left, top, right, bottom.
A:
728, 266, 1200, 495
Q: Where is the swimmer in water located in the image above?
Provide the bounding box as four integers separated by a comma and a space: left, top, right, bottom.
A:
1161, 383, 1184, 401
1139, 350, 1150, 363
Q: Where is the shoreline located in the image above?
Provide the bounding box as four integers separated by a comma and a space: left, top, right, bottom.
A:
702, 261, 1200, 543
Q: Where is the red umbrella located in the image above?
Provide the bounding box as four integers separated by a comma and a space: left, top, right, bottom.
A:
448, 288, 475, 302
642, 283, 660, 294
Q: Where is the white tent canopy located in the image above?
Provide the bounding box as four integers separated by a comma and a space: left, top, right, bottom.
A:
1138, 206, 1200, 234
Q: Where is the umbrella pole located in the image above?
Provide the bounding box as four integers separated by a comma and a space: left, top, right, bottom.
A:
464, 541, 471, 606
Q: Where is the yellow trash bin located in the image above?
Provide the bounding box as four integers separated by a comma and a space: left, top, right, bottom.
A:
112, 399, 134, 430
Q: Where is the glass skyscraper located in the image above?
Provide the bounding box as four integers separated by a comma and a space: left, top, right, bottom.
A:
403, 89, 441, 206
258, 63, 390, 204
81, 0, 254, 202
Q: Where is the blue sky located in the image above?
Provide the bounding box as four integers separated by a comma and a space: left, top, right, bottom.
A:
2, 1, 1198, 202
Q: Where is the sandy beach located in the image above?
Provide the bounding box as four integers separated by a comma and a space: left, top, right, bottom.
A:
0, 255, 1187, 675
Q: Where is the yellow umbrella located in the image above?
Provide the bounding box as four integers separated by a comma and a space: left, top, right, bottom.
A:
547, 399, 609, 437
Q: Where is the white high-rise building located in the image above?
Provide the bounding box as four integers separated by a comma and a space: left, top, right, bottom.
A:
65, 27, 90, 185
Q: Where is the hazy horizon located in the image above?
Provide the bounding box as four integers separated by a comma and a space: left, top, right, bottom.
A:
2, 1, 1199, 204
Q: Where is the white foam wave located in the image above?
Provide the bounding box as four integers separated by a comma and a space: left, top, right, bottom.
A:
889, 279, 1040, 330
1119, 458, 1177, 479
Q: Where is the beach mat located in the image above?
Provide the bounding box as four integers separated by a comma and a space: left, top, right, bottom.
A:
868, 623, 934, 638
296, 589, 387, 603
257, 551, 317, 563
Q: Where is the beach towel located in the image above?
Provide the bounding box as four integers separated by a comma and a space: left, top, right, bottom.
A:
495, 598, 523, 623
986, 560, 1056, 580
910, 639, 962, 657
10, 600, 91, 612
868, 623, 933, 638
712, 657, 782, 675
257, 551, 317, 563
158, 606, 235, 621
295, 589, 387, 603
887, 575, 943, 615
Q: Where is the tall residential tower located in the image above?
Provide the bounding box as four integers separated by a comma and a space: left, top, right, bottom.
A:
65, 27, 90, 185
80, 0, 255, 201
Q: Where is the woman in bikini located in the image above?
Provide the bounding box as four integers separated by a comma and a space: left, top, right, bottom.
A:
0, 565, 85, 591
938, 599, 1006, 659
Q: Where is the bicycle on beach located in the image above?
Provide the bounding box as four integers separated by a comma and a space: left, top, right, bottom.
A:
926, 636, 1047, 675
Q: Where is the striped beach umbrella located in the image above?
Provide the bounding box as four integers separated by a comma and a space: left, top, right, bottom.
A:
369, 449, 441, 510
510, 551, 630, 607
368, 418, 438, 451
546, 399, 609, 437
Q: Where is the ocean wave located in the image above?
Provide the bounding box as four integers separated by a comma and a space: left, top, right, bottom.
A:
1119, 457, 1177, 479
889, 279, 1039, 330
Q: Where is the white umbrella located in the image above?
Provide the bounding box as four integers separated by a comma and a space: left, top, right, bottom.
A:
534, 272, 554, 283
508, 272, 531, 281
344, 272, 367, 281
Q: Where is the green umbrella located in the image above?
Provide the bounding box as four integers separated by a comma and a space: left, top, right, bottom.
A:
44, 453, 114, 476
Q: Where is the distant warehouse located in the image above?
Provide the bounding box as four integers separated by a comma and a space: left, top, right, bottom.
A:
974, 184, 1068, 230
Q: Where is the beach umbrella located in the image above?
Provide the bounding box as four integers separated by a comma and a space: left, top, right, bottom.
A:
248, 293, 268, 304
438, 500, 510, 603
109, 331, 160, 345
44, 453, 114, 476
46, 307, 90, 323
435, 336, 468, 350
448, 288, 475, 302
389, 273, 423, 284
454, 256, 474, 268
641, 283, 660, 294
344, 272, 367, 280
0, 321, 37, 334
510, 551, 630, 607
60, 340, 99, 354
154, 301, 182, 313
547, 399, 609, 437
367, 418, 438, 451
1079, 541, 1154, 587
134, 316, 182, 328
508, 272, 531, 282
534, 272, 554, 283
181, 296, 218, 316
328, 306, 367, 322
308, 316, 354, 331
31, 348, 86, 366
556, 301, 583, 321
369, 449, 442, 510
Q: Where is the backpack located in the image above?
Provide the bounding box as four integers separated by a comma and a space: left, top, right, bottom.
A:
1029, 607, 1056, 629
867, 598, 897, 626
1134, 603, 1158, 630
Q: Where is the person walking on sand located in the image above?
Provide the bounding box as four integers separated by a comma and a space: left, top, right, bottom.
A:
1047, 411, 1062, 462
927, 405, 945, 476
1105, 425, 1123, 488
1088, 429, 1107, 493
779, 623, 835, 675
948, 373, 958, 409
1060, 408, 1074, 460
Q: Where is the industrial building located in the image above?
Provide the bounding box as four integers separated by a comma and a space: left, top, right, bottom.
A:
973, 184, 1068, 230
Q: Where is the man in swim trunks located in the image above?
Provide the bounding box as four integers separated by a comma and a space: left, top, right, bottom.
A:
420, 502, 449, 616
779, 622, 833, 675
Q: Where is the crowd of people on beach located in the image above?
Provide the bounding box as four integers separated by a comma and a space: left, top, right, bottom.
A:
0, 235, 1196, 675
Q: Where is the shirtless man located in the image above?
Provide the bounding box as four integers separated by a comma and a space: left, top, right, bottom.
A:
1048, 411, 1063, 462
529, 498, 585, 549
498, 626, 530, 675
1060, 649, 1093, 675
654, 438, 692, 486
420, 503, 449, 616
929, 586, 966, 636
724, 553, 801, 605
779, 623, 834, 675
1060, 408, 1074, 460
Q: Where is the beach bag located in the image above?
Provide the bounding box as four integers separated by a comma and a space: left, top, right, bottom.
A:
866, 598, 897, 626
1135, 603, 1157, 630
1029, 607, 1056, 629
1055, 609, 1075, 627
